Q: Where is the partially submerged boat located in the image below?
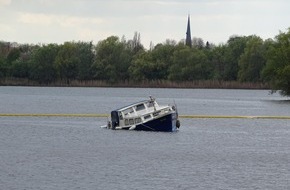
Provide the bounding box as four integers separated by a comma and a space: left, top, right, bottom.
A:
103, 96, 180, 132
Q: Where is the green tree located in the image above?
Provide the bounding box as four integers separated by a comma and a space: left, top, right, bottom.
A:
0, 56, 6, 78
7, 48, 20, 64
168, 45, 211, 81
10, 44, 37, 78
238, 36, 267, 82
168, 46, 191, 81
11, 59, 30, 78
209, 45, 227, 80
93, 36, 132, 83
55, 41, 95, 82
262, 28, 290, 96
129, 42, 175, 81
129, 52, 154, 81
0, 48, 21, 77
76, 41, 95, 80
55, 42, 79, 83
223, 36, 249, 80
29, 44, 59, 84
183, 48, 211, 80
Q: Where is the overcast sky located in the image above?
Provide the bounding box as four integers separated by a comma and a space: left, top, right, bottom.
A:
0, 0, 289, 48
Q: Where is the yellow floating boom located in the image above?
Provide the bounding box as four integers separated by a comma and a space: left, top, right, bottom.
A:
0, 113, 108, 117
0, 113, 290, 119
180, 115, 290, 120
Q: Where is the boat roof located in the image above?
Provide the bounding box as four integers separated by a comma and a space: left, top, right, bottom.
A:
114, 99, 152, 112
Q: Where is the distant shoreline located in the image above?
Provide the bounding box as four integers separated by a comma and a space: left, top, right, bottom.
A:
0, 78, 270, 89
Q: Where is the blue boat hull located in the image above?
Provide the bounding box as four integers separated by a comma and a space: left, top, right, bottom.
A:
134, 112, 178, 132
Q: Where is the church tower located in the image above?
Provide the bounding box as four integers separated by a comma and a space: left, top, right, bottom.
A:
185, 15, 192, 48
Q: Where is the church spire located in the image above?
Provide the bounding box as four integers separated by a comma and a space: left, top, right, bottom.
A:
185, 15, 192, 48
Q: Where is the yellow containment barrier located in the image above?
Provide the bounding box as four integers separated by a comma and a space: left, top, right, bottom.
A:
0, 113, 108, 117
180, 115, 290, 120
0, 113, 290, 120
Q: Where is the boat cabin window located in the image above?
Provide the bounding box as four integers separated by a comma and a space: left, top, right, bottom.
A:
153, 111, 161, 117
125, 119, 135, 125
144, 115, 151, 120
135, 117, 141, 124
136, 104, 145, 111
123, 108, 134, 115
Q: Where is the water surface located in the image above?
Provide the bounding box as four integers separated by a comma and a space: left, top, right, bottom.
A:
0, 87, 289, 189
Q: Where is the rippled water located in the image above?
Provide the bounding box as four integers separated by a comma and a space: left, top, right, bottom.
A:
0, 87, 290, 189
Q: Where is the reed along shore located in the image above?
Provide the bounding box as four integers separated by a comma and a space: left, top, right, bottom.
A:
0, 78, 269, 89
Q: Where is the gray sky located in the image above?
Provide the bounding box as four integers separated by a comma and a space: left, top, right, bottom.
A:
0, 0, 289, 48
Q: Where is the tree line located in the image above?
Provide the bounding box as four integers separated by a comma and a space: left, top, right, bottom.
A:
0, 29, 290, 96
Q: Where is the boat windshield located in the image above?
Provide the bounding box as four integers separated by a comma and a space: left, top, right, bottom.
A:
136, 104, 145, 111
123, 108, 134, 115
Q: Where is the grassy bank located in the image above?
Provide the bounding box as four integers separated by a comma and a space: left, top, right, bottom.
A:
0, 77, 270, 89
